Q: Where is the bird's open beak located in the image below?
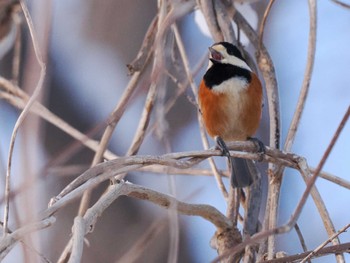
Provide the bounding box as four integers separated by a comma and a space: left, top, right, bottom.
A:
209, 46, 223, 62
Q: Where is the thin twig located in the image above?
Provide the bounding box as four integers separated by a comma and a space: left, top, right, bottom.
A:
258, 0, 275, 49
300, 223, 350, 263
331, 0, 350, 9
3, 0, 46, 236
294, 223, 310, 263
312, 168, 350, 189
260, 242, 350, 263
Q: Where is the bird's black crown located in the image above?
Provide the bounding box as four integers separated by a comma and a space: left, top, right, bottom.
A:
216, 42, 246, 62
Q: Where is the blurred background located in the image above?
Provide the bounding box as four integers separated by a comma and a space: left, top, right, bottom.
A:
0, 0, 349, 262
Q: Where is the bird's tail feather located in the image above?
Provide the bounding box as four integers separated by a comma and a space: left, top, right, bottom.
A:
228, 157, 254, 188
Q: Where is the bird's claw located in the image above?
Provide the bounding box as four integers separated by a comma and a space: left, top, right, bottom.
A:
215, 136, 231, 157
248, 137, 265, 161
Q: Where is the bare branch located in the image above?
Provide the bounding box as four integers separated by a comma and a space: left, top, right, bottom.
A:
260, 242, 350, 263
294, 224, 310, 263
68, 216, 85, 263
258, 0, 275, 49
3, 0, 47, 236
331, 0, 350, 9
300, 223, 350, 263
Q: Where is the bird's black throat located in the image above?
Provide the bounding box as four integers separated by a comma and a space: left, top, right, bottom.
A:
203, 63, 251, 88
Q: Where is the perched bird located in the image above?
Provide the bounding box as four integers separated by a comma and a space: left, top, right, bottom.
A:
198, 42, 263, 188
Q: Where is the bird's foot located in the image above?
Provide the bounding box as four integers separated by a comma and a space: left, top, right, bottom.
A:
248, 137, 265, 161
215, 136, 231, 157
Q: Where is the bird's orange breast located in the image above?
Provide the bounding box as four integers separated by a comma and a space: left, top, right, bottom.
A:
198, 73, 262, 141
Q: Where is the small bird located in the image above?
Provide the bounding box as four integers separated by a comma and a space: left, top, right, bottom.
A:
198, 42, 263, 188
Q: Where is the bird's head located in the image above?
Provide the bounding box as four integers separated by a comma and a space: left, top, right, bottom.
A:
208, 42, 251, 71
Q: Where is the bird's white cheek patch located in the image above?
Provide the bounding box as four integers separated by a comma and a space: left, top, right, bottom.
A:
211, 78, 248, 96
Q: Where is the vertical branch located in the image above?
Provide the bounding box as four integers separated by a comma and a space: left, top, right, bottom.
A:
258, 0, 275, 49
3, 0, 46, 236
257, 1, 281, 257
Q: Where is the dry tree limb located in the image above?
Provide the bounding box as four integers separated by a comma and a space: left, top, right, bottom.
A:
3, 0, 46, 236
124, 181, 232, 230
42, 142, 302, 221
256, 1, 281, 258
47, 143, 301, 210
